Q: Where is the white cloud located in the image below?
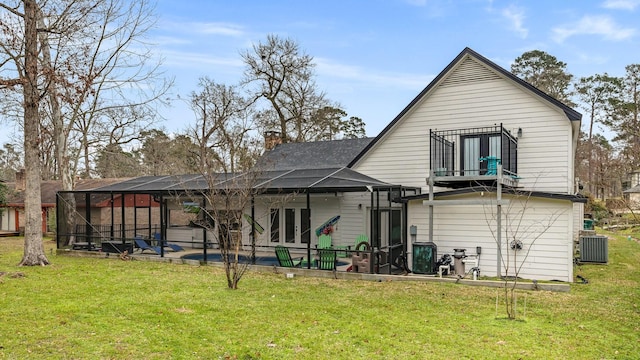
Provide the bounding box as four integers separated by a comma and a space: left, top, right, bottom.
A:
160, 20, 245, 37
315, 57, 433, 89
602, 0, 640, 10
190, 22, 245, 36
161, 50, 244, 69
552, 15, 636, 42
501, 5, 528, 39
405, 0, 427, 6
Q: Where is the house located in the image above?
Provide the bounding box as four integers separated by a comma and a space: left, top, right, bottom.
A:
0, 170, 127, 234
57, 48, 584, 282
621, 169, 640, 210
348, 47, 584, 282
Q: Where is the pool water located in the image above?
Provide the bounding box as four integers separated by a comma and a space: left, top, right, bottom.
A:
181, 253, 349, 267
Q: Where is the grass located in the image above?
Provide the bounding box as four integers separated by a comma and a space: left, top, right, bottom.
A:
0, 232, 638, 359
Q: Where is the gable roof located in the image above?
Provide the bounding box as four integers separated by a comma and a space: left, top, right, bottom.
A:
348, 47, 582, 168
257, 137, 374, 171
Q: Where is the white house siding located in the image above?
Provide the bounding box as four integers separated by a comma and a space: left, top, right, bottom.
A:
246, 195, 343, 249
338, 192, 370, 247
353, 55, 575, 195
407, 193, 574, 282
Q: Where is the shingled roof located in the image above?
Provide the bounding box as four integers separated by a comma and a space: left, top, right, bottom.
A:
257, 137, 374, 171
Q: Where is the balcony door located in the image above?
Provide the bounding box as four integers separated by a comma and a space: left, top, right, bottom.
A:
461, 134, 500, 175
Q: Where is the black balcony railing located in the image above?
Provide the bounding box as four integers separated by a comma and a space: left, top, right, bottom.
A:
430, 124, 518, 178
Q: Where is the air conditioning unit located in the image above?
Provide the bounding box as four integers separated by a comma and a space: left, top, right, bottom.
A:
579, 235, 608, 263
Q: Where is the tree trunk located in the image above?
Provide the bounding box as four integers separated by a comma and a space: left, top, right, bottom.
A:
37, 8, 77, 245
20, 0, 49, 266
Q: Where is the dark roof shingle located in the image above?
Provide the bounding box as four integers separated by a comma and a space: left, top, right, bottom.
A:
257, 137, 374, 171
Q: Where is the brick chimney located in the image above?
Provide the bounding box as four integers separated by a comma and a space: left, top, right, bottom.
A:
264, 131, 282, 151
15, 169, 26, 191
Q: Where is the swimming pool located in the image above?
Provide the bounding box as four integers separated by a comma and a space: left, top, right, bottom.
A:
181, 253, 349, 267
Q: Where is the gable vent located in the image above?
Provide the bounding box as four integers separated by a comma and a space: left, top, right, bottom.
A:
439, 56, 500, 87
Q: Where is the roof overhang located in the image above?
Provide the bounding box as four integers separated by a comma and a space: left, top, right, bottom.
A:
402, 186, 587, 203
58, 168, 416, 196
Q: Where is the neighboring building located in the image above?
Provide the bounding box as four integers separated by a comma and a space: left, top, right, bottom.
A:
58, 48, 585, 282
0, 170, 127, 234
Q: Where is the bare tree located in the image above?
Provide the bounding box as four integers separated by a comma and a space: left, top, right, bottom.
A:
481, 185, 565, 319
241, 34, 333, 143
188, 77, 257, 173
1, 0, 171, 248
0, 0, 49, 265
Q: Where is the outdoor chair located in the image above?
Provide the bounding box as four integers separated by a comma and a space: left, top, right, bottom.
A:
350, 234, 369, 251
134, 238, 162, 255
154, 232, 184, 252
274, 245, 303, 267
316, 234, 332, 249
317, 249, 337, 270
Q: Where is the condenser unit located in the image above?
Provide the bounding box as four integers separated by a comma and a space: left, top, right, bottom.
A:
579, 235, 608, 264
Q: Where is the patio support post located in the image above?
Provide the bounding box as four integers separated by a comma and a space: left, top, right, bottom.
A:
147, 195, 152, 238
428, 170, 434, 244
120, 192, 125, 243
201, 194, 207, 264
387, 187, 392, 275
306, 191, 311, 269
85, 192, 92, 248
55, 193, 60, 248
133, 194, 137, 239
251, 195, 256, 264
158, 194, 162, 243
110, 193, 114, 241
497, 165, 503, 277
370, 188, 374, 268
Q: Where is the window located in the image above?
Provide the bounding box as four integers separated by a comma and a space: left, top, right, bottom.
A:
270, 208, 279, 243
285, 208, 295, 243
301, 208, 310, 244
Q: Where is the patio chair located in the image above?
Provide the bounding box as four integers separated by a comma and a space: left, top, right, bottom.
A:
134, 238, 162, 255
274, 246, 303, 268
316, 234, 332, 249
154, 232, 184, 252
317, 249, 337, 270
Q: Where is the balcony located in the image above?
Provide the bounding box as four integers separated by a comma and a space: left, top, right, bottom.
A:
430, 124, 519, 188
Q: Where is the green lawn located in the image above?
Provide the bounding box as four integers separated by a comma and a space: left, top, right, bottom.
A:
1, 233, 638, 359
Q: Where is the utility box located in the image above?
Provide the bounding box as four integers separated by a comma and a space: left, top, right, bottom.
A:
412, 242, 437, 274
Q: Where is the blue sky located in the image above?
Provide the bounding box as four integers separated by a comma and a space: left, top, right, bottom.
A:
2, 0, 639, 145
153, 0, 640, 139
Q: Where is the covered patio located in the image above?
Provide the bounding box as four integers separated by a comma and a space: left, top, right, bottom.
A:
56, 167, 419, 274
